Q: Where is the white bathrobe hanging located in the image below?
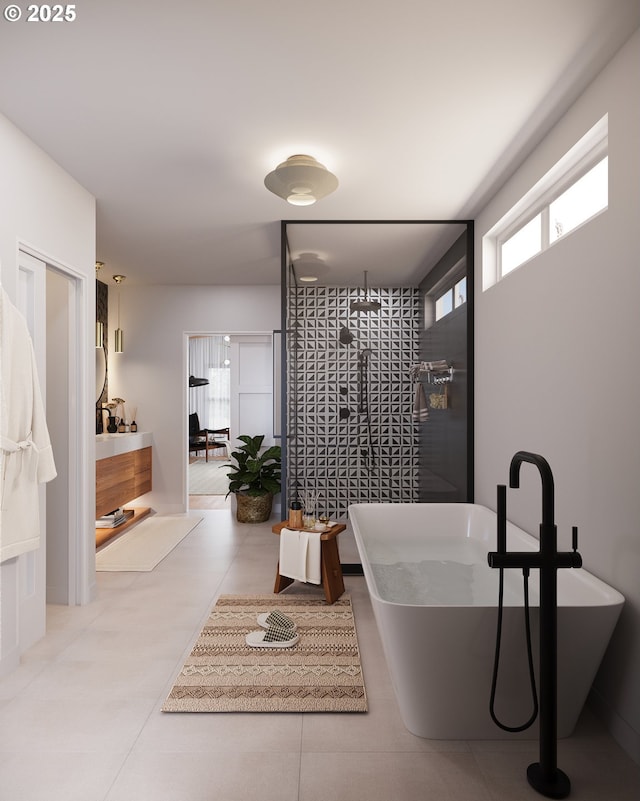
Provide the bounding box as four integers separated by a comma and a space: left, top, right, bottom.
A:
0, 287, 57, 563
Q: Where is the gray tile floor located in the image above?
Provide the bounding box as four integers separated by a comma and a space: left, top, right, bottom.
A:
0, 510, 638, 800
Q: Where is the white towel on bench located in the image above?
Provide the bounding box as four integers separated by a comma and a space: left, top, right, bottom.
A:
279, 528, 322, 585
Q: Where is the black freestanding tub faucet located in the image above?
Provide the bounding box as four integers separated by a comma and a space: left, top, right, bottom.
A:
488, 451, 582, 799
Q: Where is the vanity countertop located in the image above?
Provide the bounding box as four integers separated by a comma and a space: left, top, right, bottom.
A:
95, 431, 152, 460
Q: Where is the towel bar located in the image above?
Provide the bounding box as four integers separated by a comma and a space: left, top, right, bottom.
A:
410, 361, 454, 384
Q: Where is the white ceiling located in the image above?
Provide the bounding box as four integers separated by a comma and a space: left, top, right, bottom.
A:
1, 1, 638, 287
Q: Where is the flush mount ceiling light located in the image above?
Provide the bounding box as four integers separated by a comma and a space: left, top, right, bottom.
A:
293, 252, 329, 283
264, 154, 338, 206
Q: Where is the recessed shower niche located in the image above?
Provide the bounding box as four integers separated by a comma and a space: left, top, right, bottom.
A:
279, 220, 474, 520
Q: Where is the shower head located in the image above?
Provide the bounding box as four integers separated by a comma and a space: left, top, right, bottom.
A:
350, 270, 381, 313
350, 298, 381, 313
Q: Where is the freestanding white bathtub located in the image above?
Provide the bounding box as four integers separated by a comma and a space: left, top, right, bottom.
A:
349, 503, 624, 740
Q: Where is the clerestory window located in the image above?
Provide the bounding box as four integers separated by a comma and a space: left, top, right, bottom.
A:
483, 115, 608, 289
434, 276, 467, 322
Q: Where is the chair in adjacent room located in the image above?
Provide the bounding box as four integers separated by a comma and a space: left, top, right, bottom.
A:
188, 413, 229, 462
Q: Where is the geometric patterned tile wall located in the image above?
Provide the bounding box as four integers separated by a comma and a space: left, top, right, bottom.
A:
286, 285, 421, 520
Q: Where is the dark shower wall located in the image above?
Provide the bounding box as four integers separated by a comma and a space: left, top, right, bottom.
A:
287, 285, 421, 520
418, 233, 470, 502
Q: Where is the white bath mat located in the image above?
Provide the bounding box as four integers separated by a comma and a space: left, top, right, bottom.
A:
96, 514, 203, 571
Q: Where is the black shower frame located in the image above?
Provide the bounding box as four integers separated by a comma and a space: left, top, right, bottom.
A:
279, 218, 474, 517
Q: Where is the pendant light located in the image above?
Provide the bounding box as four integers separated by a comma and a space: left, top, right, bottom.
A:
264, 154, 338, 206
113, 274, 125, 353
95, 261, 104, 348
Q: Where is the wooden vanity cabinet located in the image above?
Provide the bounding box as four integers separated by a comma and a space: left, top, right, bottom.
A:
96, 445, 152, 546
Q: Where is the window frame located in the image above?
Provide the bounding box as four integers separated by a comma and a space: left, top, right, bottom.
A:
484, 115, 608, 289
496, 147, 608, 280
431, 268, 467, 325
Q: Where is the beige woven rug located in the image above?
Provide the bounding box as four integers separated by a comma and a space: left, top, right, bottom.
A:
162, 593, 367, 713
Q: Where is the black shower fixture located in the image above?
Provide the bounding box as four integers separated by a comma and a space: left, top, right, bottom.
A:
350, 270, 381, 313
339, 324, 354, 345
355, 346, 376, 473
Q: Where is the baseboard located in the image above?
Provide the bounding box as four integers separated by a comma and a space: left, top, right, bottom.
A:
588, 687, 640, 766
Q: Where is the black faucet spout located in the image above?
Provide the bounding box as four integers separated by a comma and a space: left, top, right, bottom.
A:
510, 451, 555, 527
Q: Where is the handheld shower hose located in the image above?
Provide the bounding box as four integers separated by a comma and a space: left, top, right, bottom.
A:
489, 566, 539, 733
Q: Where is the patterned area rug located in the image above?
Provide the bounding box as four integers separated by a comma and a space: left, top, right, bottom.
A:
162, 593, 367, 713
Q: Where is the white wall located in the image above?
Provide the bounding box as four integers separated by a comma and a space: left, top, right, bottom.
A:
107, 284, 281, 513
0, 113, 95, 675
475, 31, 640, 761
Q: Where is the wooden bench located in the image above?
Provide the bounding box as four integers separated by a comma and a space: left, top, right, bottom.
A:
271, 520, 346, 604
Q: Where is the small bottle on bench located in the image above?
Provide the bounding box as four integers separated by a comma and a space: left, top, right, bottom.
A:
288, 501, 303, 529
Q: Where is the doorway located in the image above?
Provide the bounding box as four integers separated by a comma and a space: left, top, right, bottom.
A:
45, 266, 81, 603
14, 248, 87, 658
186, 333, 275, 511
188, 334, 232, 510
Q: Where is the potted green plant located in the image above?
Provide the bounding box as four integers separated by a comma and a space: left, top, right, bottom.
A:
225, 434, 281, 523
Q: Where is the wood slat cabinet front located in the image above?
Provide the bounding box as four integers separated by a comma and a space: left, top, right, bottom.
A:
96, 446, 152, 518
133, 447, 152, 499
